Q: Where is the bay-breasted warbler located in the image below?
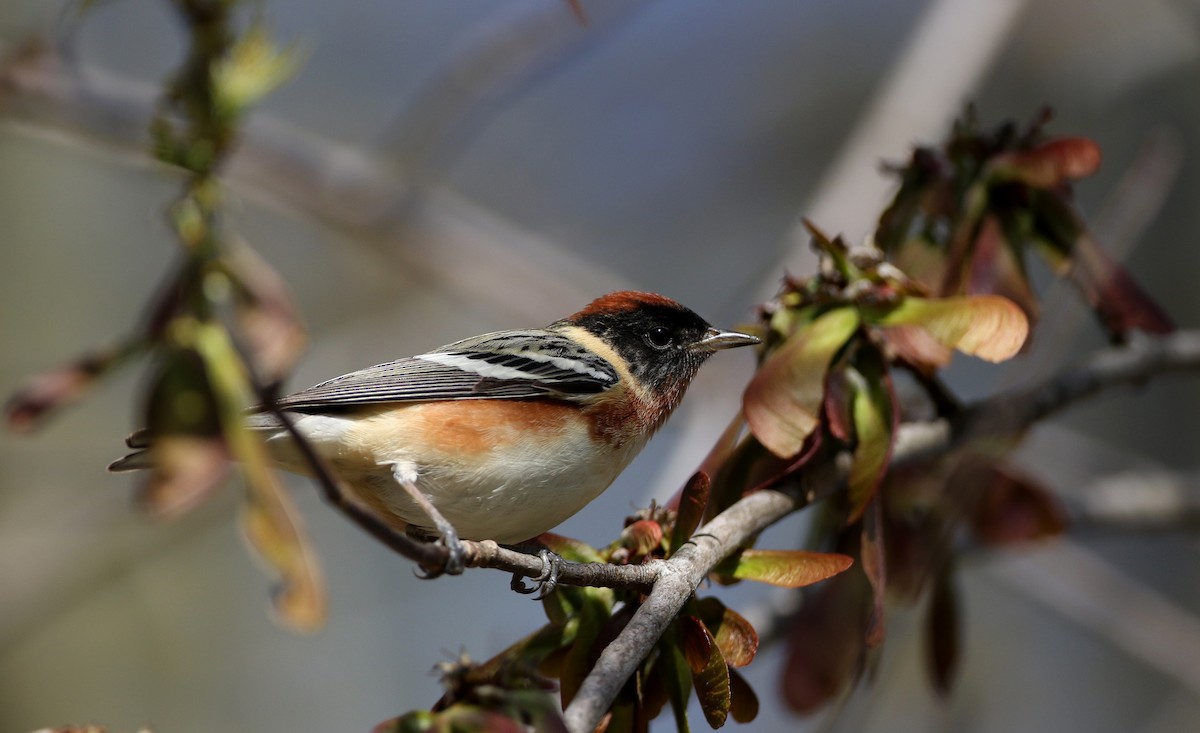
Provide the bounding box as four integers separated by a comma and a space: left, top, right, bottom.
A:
111, 291, 758, 575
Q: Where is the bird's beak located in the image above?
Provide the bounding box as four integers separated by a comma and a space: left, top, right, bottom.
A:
693, 327, 761, 352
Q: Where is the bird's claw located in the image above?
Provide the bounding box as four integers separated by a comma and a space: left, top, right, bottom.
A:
414, 527, 466, 579
510, 549, 561, 600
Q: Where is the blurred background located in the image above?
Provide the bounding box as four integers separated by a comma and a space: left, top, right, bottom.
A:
2, 0, 1200, 731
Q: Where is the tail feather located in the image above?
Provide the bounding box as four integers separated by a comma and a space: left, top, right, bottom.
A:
109, 413, 285, 473
125, 428, 152, 449
108, 449, 155, 473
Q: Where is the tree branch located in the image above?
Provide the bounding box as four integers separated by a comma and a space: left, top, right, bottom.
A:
0, 40, 627, 323
950, 330, 1200, 449
562, 328, 1200, 733
257, 326, 1200, 732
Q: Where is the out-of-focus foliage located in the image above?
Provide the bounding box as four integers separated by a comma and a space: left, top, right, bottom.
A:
876, 108, 1174, 341
4, 0, 321, 630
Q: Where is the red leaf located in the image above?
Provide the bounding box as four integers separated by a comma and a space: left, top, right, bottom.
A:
687, 621, 731, 729
781, 566, 871, 713
991, 137, 1102, 187
878, 465, 942, 601
880, 324, 953, 375
5, 340, 141, 433
823, 365, 854, 442
744, 307, 859, 457
968, 216, 1040, 329
969, 464, 1067, 546
693, 597, 759, 668
860, 498, 887, 648
926, 567, 961, 695
680, 615, 714, 674
226, 243, 308, 383
1067, 234, 1175, 338
669, 472, 710, 556
137, 436, 231, 519
616, 519, 664, 561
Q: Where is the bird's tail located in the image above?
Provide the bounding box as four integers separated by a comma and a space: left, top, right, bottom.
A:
107, 428, 154, 472
107, 414, 284, 473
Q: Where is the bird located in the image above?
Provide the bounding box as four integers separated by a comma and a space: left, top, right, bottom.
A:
110, 291, 759, 579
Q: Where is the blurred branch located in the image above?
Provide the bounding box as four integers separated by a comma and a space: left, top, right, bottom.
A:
559, 327, 1200, 733
378, 0, 648, 182
742, 466, 1200, 661
987, 540, 1200, 698
0, 39, 626, 323
1068, 469, 1200, 534
949, 330, 1200, 448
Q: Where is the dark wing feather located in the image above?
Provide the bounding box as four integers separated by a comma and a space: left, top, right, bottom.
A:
272, 329, 619, 412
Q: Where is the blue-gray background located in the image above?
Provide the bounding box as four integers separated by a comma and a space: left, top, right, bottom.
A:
3, 1, 1200, 731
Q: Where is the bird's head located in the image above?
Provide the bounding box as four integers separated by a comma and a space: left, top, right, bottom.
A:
558, 291, 759, 419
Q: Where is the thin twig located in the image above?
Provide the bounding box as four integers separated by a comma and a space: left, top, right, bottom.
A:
258, 395, 447, 571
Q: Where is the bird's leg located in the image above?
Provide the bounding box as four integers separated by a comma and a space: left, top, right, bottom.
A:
387, 462, 465, 577
508, 547, 563, 599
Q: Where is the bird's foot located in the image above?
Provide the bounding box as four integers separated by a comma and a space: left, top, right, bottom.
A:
410, 525, 466, 579
510, 548, 562, 600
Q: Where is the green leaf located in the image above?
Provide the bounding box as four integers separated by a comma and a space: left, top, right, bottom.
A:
693, 597, 759, 668
845, 350, 896, 523
536, 533, 603, 564
744, 307, 860, 457
803, 219, 861, 281
713, 549, 853, 588
477, 621, 575, 682
870, 295, 1028, 362
669, 471, 710, 556
192, 318, 327, 631
137, 346, 229, 519
658, 639, 693, 733
213, 24, 301, 116
556, 590, 610, 707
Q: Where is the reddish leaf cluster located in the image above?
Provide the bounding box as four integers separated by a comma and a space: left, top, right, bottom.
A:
739, 223, 1029, 521
876, 108, 1173, 341
719, 220, 1049, 710
390, 482, 852, 732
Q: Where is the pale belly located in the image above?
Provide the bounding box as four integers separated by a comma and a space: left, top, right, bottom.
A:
272, 403, 647, 544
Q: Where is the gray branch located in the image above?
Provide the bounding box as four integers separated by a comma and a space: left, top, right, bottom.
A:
561, 328, 1200, 733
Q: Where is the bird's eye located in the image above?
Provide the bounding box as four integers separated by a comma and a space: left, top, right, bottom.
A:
645, 326, 674, 349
